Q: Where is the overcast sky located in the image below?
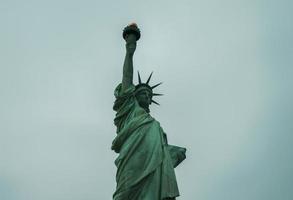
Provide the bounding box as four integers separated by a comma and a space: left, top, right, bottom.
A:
0, 0, 292, 200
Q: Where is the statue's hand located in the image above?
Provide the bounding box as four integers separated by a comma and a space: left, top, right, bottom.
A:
125, 34, 137, 55
167, 145, 187, 168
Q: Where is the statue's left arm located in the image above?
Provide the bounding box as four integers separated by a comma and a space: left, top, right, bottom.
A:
163, 133, 186, 168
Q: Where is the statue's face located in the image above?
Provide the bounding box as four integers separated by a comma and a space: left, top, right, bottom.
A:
135, 88, 152, 109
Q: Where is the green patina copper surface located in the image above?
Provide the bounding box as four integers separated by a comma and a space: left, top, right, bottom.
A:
112, 24, 186, 200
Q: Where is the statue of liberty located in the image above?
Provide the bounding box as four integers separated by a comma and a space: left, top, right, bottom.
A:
111, 23, 187, 200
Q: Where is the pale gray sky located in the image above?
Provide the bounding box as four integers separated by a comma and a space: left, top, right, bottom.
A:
0, 0, 292, 200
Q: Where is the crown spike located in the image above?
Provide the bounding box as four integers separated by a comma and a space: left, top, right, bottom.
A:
146, 71, 153, 85
151, 99, 160, 105
137, 71, 142, 84
151, 82, 162, 89
153, 93, 163, 96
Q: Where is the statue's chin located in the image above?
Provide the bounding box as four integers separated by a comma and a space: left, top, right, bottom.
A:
138, 102, 149, 112
140, 104, 148, 110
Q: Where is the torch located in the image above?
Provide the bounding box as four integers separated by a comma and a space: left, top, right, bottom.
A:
123, 23, 141, 43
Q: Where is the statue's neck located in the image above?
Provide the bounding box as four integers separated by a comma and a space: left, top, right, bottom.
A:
140, 104, 150, 113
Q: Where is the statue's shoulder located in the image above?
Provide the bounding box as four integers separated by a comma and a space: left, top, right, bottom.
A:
113, 83, 136, 112
114, 83, 135, 98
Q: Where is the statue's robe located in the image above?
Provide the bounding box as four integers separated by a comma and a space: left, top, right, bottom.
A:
112, 84, 186, 200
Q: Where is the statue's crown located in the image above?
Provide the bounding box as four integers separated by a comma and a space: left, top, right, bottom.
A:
135, 71, 163, 105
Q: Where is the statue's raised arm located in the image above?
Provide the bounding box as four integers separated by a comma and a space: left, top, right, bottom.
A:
121, 23, 141, 92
